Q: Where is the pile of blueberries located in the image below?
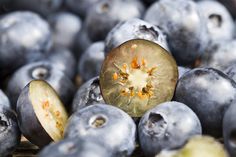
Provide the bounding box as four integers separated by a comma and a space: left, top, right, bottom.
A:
1, 0, 236, 156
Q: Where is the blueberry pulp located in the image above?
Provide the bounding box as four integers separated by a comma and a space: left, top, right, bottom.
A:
72, 76, 104, 113
144, 0, 209, 65
85, 0, 145, 41
105, 18, 169, 53
65, 104, 136, 157
138, 101, 202, 157
78, 41, 105, 81
7, 61, 75, 110
174, 68, 236, 137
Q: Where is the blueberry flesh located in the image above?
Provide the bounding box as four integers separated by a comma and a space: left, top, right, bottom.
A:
138, 101, 202, 157
178, 66, 190, 79
174, 68, 236, 137
0, 11, 51, 75
104, 18, 169, 53
47, 12, 82, 50
65, 0, 102, 18
39, 138, 112, 157
78, 41, 105, 81
85, 0, 145, 41
197, 0, 234, 47
0, 90, 11, 110
72, 76, 104, 113
65, 104, 136, 157
7, 61, 75, 110
200, 40, 236, 70
46, 47, 76, 80
0, 108, 21, 157
223, 101, 236, 157
13, 0, 63, 16
144, 0, 209, 65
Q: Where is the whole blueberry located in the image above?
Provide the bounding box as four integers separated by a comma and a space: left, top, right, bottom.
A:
178, 66, 190, 79
0, 108, 21, 157
39, 138, 112, 157
65, 104, 136, 157
7, 61, 75, 110
85, 0, 145, 41
47, 12, 82, 50
13, 0, 62, 16
72, 76, 104, 113
65, 0, 102, 18
0, 90, 11, 110
138, 101, 202, 157
200, 40, 236, 70
46, 47, 76, 80
197, 0, 234, 47
223, 101, 236, 157
78, 41, 105, 81
0, 11, 51, 74
174, 68, 236, 137
105, 18, 169, 53
144, 0, 209, 65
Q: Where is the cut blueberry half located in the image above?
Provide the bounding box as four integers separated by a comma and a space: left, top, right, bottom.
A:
17, 80, 68, 147
100, 39, 178, 117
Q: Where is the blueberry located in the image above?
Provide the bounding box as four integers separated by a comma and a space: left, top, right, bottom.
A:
64, 104, 136, 157
17, 80, 68, 147
105, 18, 169, 53
178, 66, 190, 79
0, 11, 51, 76
223, 101, 236, 157
85, 0, 145, 41
144, 0, 209, 65
13, 0, 62, 16
39, 138, 112, 157
65, 0, 102, 18
46, 47, 76, 80
200, 40, 236, 70
72, 76, 104, 113
78, 41, 105, 81
7, 61, 75, 110
47, 12, 82, 50
174, 68, 236, 137
138, 101, 202, 157
197, 0, 234, 48
156, 135, 228, 157
0, 108, 21, 157
0, 90, 11, 110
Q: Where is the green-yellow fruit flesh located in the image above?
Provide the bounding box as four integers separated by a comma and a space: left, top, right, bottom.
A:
100, 39, 178, 117
29, 80, 68, 141
156, 136, 228, 157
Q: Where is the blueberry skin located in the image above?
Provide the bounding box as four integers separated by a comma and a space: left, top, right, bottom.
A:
197, 0, 234, 47
223, 101, 236, 157
178, 66, 190, 79
0, 11, 51, 74
39, 138, 112, 157
224, 63, 236, 82
72, 76, 104, 113
46, 47, 76, 80
174, 68, 236, 137
0, 108, 21, 157
64, 104, 136, 157
0, 90, 11, 110
138, 101, 202, 157
218, 0, 236, 19
78, 41, 105, 81
13, 0, 62, 16
105, 18, 169, 53
6, 61, 75, 110
144, 0, 209, 65
85, 0, 145, 41
200, 40, 236, 70
65, 0, 102, 18
47, 12, 82, 50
